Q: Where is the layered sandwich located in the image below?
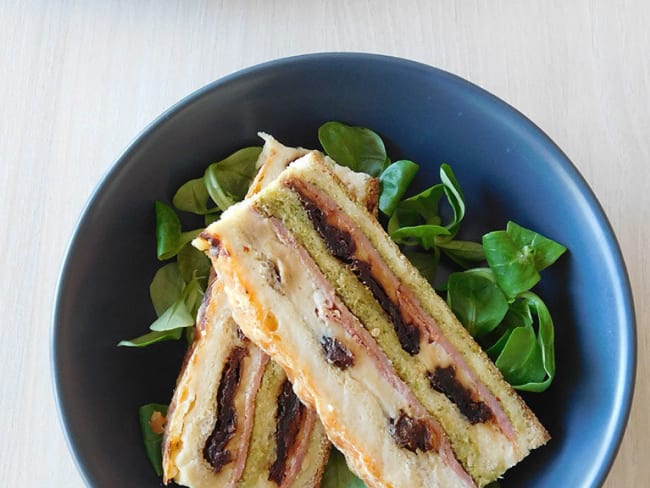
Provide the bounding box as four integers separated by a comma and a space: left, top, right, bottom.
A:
162, 135, 379, 487
194, 151, 550, 487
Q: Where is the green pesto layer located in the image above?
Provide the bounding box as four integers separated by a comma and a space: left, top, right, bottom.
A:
238, 357, 329, 488
239, 360, 286, 488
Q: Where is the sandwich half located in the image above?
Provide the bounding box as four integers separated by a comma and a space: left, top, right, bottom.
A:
194, 151, 550, 487
162, 135, 379, 487
161, 277, 330, 487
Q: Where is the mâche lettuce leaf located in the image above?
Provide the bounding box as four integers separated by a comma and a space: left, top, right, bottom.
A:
483, 221, 567, 299
204, 146, 262, 211
378, 159, 419, 216
138, 404, 168, 476
321, 448, 366, 488
319, 121, 389, 177
172, 177, 216, 215
154, 201, 203, 261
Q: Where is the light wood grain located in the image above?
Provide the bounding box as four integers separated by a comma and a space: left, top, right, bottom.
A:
1, 0, 648, 486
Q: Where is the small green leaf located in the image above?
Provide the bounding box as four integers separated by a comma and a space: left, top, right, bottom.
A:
403, 248, 440, 284
172, 177, 216, 215
386, 165, 467, 250
447, 270, 509, 337
138, 404, 168, 476
204, 212, 221, 226
483, 222, 565, 299
437, 239, 485, 269
501, 297, 534, 329
149, 295, 194, 332
482, 229, 540, 299
485, 326, 515, 360
155, 201, 182, 260
155, 201, 202, 261
388, 184, 445, 231
378, 160, 419, 216
494, 325, 541, 385
183, 277, 206, 319
506, 221, 567, 272
491, 292, 555, 392
117, 328, 183, 347
514, 292, 555, 392
439, 163, 466, 236
204, 146, 262, 211
149, 262, 185, 317
318, 121, 388, 177
390, 224, 451, 250
321, 448, 366, 488
177, 243, 211, 287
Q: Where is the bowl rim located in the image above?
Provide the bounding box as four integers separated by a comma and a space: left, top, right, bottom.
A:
51, 51, 636, 487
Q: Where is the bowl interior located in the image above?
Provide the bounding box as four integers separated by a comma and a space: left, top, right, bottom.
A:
53, 53, 635, 488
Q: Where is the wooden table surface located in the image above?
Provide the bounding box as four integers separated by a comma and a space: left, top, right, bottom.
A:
1, 1, 648, 486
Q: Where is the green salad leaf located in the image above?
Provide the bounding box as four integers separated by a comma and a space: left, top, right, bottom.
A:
506, 221, 567, 272
117, 328, 183, 348
387, 184, 445, 232
155, 201, 203, 261
436, 239, 485, 269
491, 292, 556, 391
148, 292, 195, 332
204, 146, 262, 211
149, 262, 185, 316
318, 121, 388, 177
172, 177, 216, 215
483, 221, 566, 299
150, 277, 204, 332
138, 404, 168, 477
438, 163, 466, 236
321, 448, 367, 488
119, 263, 205, 347
378, 160, 419, 216
177, 243, 211, 287
447, 269, 509, 338
387, 164, 471, 265
390, 224, 451, 251
402, 248, 440, 285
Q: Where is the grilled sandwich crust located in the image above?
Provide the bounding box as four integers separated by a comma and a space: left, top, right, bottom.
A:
162, 279, 251, 486
195, 152, 549, 487
249, 133, 379, 215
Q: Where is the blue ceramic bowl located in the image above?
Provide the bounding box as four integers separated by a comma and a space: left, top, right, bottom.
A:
52, 53, 635, 487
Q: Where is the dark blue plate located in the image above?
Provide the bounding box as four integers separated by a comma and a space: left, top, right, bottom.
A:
52, 53, 635, 487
